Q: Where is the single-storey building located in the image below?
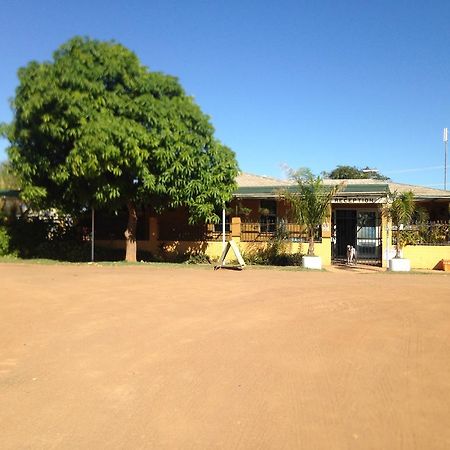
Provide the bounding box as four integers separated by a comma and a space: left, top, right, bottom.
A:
0, 189, 22, 220
96, 173, 450, 269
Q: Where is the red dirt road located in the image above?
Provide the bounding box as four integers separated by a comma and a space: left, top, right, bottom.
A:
1, 263, 450, 449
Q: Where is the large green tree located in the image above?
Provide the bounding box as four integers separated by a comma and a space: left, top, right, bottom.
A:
2, 37, 239, 261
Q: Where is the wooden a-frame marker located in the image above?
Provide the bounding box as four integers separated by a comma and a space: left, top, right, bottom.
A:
215, 239, 246, 270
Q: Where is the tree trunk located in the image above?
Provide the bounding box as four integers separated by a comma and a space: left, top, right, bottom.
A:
125, 201, 138, 262
395, 231, 401, 258
308, 229, 315, 256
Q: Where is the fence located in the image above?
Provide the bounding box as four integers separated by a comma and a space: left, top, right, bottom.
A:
392, 221, 450, 246
158, 222, 231, 242
157, 220, 322, 243
240, 221, 322, 243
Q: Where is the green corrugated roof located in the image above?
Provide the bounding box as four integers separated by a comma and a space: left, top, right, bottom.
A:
0, 189, 20, 197
340, 184, 389, 193
235, 184, 389, 196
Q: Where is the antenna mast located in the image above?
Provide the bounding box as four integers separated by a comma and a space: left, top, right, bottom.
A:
444, 128, 448, 190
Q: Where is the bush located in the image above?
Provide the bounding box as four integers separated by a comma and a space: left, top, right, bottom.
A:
184, 252, 212, 265
7, 217, 55, 258
33, 240, 90, 262
242, 227, 305, 266
0, 226, 11, 255
244, 246, 303, 266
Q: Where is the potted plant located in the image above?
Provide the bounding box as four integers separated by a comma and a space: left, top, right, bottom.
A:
384, 191, 416, 272
283, 168, 342, 269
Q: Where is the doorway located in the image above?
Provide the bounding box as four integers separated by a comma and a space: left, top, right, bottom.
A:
332, 209, 382, 266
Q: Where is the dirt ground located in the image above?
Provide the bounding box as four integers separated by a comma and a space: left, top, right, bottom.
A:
1, 263, 450, 450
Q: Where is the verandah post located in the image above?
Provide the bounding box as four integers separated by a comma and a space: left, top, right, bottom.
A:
231, 217, 241, 243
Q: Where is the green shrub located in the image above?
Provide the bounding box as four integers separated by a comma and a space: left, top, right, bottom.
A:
185, 252, 212, 265
0, 226, 11, 255
242, 227, 304, 266
243, 246, 303, 266
6, 217, 55, 257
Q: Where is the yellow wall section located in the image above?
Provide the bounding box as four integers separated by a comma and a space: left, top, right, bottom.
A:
96, 238, 332, 264
403, 245, 450, 270
98, 212, 448, 270
96, 238, 449, 269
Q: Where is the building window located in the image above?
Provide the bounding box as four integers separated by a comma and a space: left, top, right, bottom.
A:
260, 200, 277, 233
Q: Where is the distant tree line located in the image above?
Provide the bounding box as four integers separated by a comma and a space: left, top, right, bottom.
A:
322, 165, 390, 181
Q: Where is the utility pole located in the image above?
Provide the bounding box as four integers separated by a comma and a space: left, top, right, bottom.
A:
444, 128, 448, 190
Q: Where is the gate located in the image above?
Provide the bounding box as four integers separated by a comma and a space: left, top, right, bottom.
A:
332, 209, 382, 266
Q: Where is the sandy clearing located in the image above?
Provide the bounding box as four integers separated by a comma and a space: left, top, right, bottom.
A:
1, 263, 450, 449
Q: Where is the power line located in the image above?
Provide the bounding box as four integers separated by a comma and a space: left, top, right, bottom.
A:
382, 165, 445, 174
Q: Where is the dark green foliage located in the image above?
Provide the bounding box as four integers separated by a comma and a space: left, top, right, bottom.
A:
7, 217, 52, 257
383, 190, 426, 257
244, 226, 304, 266
5, 215, 80, 259
244, 247, 304, 266
184, 252, 212, 264
1, 214, 157, 262
324, 165, 390, 180
0, 226, 12, 255
398, 222, 449, 246
2, 37, 239, 260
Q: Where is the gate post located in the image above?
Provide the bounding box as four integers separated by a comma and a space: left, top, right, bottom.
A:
381, 214, 390, 268
321, 221, 332, 265
231, 217, 241, 243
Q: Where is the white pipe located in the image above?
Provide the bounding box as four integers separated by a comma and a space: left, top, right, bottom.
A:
91, 207, 95, 262
222, 207, 226, 251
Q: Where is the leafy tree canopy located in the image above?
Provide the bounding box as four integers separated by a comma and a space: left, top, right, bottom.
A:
323, 165, 390, 181
2, 37, 239, 260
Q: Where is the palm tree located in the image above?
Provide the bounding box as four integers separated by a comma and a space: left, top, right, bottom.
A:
384, 191, 416, 258
283, 168, 342, 256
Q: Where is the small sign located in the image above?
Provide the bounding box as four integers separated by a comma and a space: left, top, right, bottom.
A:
215, 240, 245, 270
332, 196, 384, 204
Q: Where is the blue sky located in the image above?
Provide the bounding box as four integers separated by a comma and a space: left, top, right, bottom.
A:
1, 0, 449, 187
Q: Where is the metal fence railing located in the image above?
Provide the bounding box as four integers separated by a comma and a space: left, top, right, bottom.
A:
240, 221, 321, 243
392, 220, 450, 246
158, 223, 231, 242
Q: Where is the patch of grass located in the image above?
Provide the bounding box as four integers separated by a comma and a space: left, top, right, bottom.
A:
0, 255, 73, 265
0, 256, 216, 269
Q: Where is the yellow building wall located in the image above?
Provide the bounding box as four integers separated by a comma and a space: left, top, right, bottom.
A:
226, 240, 330, 264
96, 238, 332, 265
381, 214, 450, 270
150, 240, 331, 264
403, 245, 450, 270
97, 238, 449, 270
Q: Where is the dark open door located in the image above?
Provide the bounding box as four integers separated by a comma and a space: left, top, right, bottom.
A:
333, 209, 357, 260
332, 209, 382, 266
